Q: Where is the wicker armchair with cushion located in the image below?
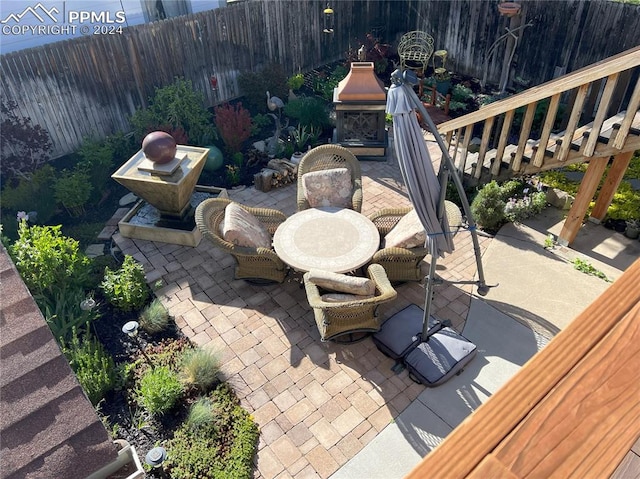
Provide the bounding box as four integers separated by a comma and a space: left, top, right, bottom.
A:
368, 201, 463, 283
195, 197, 288, 283
297, 144, 363, 212
303, 264, 397, 342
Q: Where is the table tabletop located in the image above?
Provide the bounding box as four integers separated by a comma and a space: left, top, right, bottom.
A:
273, 207, 380, 273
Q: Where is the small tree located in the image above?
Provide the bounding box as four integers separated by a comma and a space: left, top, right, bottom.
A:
213, 103, 252, 154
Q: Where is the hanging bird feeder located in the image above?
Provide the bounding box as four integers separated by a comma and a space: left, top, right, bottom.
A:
323, 4, 334, 33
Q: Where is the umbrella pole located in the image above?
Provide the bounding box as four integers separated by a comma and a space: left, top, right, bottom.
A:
401, 83, 490, 297
422, 238, 439, 338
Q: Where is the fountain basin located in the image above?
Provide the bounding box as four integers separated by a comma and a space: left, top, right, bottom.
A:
118, 186, 227, 247
112, 145, 209, 219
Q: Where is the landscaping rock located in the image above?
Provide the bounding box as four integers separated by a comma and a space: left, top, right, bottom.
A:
546, 188, 574, 210
85, 243, 106, 258
119, 192, 138, 207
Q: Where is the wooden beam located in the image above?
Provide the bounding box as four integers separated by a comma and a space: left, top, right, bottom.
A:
405, 259, 640, 479
590, 150, 634, 221
558, 156, 608, 246
491, 301, 640, 478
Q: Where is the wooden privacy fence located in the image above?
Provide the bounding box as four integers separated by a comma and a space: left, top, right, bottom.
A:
1, 0, 639, 160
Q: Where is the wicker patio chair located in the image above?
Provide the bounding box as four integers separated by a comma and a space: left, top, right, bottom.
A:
303, 264, 397, 342
398, 30, 435, 78
195, 197, 288, 283
367, 201, 463, 283
297, 144, 363, 212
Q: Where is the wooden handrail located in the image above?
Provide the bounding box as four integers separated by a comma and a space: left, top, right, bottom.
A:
437, 46, 640, 134
406, 259, 640, 479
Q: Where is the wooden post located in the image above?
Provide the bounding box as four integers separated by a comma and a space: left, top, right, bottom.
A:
558, 156, 609, 246
590, 150, 634, 222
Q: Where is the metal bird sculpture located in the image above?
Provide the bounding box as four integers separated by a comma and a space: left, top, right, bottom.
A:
266, 91, 285, 112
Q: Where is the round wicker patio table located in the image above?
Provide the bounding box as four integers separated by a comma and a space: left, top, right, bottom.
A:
273, 207, 379, 273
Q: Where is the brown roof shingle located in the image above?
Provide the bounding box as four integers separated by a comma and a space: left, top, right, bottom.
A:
1, 246, 117, 479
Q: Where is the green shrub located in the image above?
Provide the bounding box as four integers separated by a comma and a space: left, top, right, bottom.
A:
165, 383, 259, 479
138, 366, 183, 415
283, 96, 331, 129
100, 255, 150, 312
129, 77, 214, 145
77, 137, 116, 201
312, 65, 348, 101
504, 191, 547, 222
1, 164, 58, 230
287, 73, 305, 91
139, 298, 171, 334
186, 397, 219, 432
10, 221, 91, 300
54, 169, 93, 217
61, 325, 116, 405
471, 181, 506, 233
181, 348, 221, 392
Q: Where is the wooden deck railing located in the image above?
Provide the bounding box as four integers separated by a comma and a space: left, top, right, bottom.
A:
435, 46, 640, 182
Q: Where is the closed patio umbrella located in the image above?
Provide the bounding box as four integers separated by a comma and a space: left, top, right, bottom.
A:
386, 72, 454, 258
385, 69, 490, 338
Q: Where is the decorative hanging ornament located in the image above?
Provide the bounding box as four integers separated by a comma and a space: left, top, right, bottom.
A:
323, 4, 334, 33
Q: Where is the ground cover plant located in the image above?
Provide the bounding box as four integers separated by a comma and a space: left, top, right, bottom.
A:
6, 220, 259, 478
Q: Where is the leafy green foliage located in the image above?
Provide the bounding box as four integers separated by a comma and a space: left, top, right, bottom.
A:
61, 325, 116, 405
139, 298, 171, 334
470, 181, 506, 233
287, 73, 305, 91
1, 98, 52, 180
100, 255, 150, 312
283, 96, 331, 129
181, 348, 221, 392
10, 221, 91, 300
0, 164, 58, 239
129, 78, 214, 145
605, 181, 640, 220
290, 124, 321, 152
572, 258, 611, 282
312, 65, 348, 101
138, 366, 183, 415
165, 383, 259, 479
76, 137, 116, 201
54, 169, 93, 217
40, 288, 99, 341
213, 103, 252, 154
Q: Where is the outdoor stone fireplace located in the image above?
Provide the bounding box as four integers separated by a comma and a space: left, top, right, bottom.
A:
333, 62, 388, 160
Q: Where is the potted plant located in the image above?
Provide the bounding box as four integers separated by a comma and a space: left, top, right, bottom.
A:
625, 218, 640, 239
290, 124, 320, 164
434, 68, 452, 95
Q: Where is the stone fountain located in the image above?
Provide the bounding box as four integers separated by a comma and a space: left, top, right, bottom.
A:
112, 132, 226, 247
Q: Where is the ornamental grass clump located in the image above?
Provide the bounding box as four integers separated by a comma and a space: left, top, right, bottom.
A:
139, 298, 171, 334
181, 348, 221, 392
138, 366, 183, 415
186, 397, 219, 432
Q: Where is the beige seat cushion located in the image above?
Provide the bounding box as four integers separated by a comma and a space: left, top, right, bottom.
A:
321, 293, 375, 303
302, 168, 353, 208
222, 203, 271, 249
383, 209, 426, 249
307, 270, 375, 296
